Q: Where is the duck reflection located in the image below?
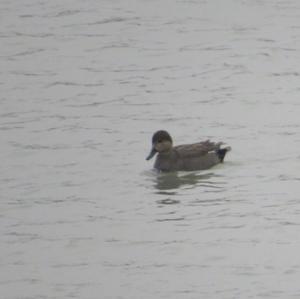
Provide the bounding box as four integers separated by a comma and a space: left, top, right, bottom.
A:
154, 171, 218, 192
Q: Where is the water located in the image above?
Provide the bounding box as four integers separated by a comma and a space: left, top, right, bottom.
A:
1, 0, 300, 298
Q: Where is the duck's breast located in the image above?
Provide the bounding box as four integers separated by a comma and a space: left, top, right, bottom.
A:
154, 151, 180, 171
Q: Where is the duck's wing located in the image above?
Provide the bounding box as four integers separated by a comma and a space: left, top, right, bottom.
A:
174, 140, 223, 158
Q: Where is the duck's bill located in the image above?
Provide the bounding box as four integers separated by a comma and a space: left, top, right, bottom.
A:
146, 147, 157, 160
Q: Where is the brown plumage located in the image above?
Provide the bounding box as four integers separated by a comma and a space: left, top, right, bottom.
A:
146, 130, 231, 172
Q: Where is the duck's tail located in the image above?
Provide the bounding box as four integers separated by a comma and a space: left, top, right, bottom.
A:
216, 146, 231, 162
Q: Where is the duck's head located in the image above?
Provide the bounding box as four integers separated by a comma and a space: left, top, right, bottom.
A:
146, 130, 173, 160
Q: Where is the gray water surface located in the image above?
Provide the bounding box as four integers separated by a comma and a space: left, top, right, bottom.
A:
1, 0, 300, 298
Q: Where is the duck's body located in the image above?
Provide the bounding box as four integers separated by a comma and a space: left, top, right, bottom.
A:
146, 130, 231, 172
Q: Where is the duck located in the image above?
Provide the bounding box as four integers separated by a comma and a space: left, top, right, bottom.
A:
146, 130, 231, 172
